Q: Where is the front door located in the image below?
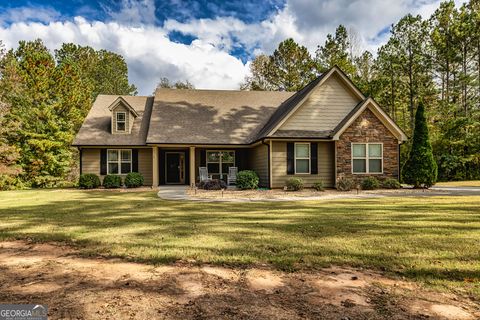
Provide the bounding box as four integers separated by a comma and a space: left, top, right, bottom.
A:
165, 152, 185, 184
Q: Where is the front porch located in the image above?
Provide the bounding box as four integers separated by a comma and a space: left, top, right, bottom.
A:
152, 146, 263, 187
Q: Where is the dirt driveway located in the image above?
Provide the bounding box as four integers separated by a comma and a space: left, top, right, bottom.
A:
0, 241, 478, 320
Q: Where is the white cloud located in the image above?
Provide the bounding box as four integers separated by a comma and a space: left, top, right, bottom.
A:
0, 17, 249, 95
0, 0, 468, 94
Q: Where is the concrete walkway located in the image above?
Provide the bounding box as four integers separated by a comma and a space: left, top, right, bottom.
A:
157, 185, 480, 202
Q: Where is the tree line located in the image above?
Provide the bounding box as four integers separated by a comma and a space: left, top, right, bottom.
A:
0, 0, 478, 189
0, 40, 136, 189
242, 0, 480, 181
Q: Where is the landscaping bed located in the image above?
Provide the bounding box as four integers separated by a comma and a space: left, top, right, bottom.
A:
186, 187, 443, 200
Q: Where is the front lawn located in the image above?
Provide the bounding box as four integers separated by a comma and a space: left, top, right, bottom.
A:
0, 189, 479, 297
435, 180, 480, 187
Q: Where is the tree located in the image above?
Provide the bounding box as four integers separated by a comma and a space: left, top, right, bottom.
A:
402, 102, 438, 188
240, 54, 274, 91
265, 38, 316, 91
315, 25, 356, 76
156, 77, 195, 90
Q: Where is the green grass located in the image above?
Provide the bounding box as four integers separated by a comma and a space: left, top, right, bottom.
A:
436, 180, 480, 187
0, 189, 479, 297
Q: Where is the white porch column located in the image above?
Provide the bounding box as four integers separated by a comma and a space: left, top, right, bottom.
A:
152, 146, 159, 187
189, 146, 195, 187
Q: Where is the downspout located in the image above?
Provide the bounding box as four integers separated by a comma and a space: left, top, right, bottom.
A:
398, 143, 402, 181
261, 139, 271, 189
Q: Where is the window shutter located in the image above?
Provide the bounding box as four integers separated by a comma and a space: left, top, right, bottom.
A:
287, 143, 294, 175
100, 149, 107, 175
132, 149, 139, 172
311, 143, 318, 174
200, 149, 206, 166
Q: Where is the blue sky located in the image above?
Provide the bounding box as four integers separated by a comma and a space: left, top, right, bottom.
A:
0, 0, 466, 94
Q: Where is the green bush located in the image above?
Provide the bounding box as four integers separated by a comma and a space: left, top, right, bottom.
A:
312, 181, 324, 191
361, 176, 380, 190
286, 177, 304, 191
383, 178, 401, 189
236, 170, 259, 189
336, 177, 354, 191
0, 174, 23, 191
125, 172, 144, 188
103, 174, 122, 188
78, 173, 100, 189
197, 179, 227, 190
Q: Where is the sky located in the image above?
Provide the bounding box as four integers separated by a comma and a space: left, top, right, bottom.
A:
0, 0, 467, 95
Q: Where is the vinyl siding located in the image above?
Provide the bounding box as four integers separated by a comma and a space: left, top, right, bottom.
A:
138, 148, 153, 186
81, 148, 100, 175
81, 147, 153, 186
271, 141, 335, 188
279, 73, 361, 131
248, 144, 269, 187
112, 104, 130, 134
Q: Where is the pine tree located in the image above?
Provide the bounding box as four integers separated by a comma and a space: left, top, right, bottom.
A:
402, 102, 438, 187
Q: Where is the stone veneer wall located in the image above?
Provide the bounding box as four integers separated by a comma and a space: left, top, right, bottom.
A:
336, 107, 399, 183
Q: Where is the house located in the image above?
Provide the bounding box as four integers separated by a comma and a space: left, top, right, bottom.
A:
73, 66, 407, 188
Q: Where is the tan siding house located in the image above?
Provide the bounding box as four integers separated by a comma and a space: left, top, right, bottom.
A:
73, 66, 407, 188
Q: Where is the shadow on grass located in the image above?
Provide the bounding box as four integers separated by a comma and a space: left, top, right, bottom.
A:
0, 190, 479, 292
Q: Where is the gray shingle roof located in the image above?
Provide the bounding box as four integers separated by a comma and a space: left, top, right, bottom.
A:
72, 95, 153, 146
146, 89, 294, 144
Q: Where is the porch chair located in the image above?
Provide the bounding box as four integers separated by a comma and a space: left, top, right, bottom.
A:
227, 167, 238, 186
199, 167, 211, 182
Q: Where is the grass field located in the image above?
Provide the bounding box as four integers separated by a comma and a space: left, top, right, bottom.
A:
0, 189, 479, 297
435, 180, 480, 187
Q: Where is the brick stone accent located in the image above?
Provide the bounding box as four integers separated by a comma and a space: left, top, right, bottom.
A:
336, 107, 399, 184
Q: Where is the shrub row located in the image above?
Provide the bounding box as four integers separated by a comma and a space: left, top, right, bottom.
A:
282, 177, 401, 191
78, 172, 144, 189
336, 176, 401, 191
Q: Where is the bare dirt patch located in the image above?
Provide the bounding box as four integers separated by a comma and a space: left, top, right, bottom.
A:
0, 241, 478, 320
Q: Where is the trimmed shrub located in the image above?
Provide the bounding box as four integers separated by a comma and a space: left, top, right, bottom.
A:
383, 178, 401, 189
79, 173, 100, 189
103, 174, 122, 188
286, 177, 304, 191
336, 177, 354, 191
402, 102, 438, 188
312, 181, 324, 191
361, 176, 380, 190
125, 172, 144, 188
236, 170, 259, 189
197, 179, 227, 190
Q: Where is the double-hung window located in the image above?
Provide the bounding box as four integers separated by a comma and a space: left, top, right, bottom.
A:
352, 143, 383, 174
294, 143, 310, 174
107, 149, 132, 174
206, 151, 235, 176
116, 112, 126, 132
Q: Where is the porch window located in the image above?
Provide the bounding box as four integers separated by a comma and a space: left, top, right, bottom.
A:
294, 143, 310, 174
352, 143, 383, 174
116, 112, 126, 132
206, 151, 235, 176
107, 149, 132, 174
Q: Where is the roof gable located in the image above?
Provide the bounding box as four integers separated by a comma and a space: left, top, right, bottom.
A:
332, 98, 408, 142
258, 66, 365, 139
108, 97, 139, 118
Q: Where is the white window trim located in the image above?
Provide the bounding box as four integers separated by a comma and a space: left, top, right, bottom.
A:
294, 142, 310, 174
206, 150, 235, 175
107, 149, 132, 175
116, 112, 126, 132
351, 143, 383, 174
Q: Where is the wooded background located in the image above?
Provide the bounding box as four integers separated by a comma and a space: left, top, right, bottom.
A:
0, 0, 478, 189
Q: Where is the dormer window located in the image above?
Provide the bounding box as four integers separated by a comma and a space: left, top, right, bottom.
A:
116, 112, 126, 132
108, 97, 139, 134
